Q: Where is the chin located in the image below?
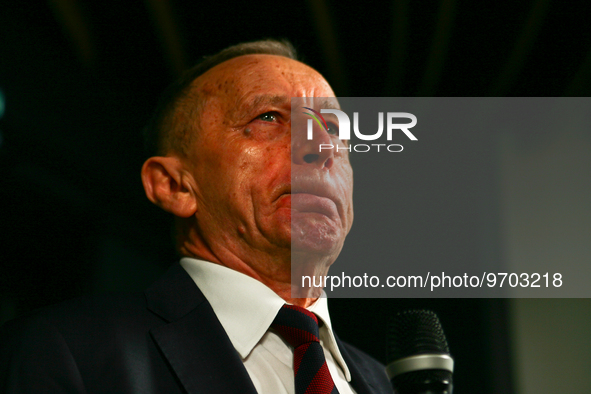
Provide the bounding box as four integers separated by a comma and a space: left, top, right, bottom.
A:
290, 236, 343, 294
290, 220, 344, 256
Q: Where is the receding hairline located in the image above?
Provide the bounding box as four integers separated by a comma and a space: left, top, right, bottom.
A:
177, 54, 332, 142
144, 39, 301, 158
189, 53, 326, 96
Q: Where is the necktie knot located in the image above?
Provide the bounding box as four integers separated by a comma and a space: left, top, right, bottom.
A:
272, 304, 320, 348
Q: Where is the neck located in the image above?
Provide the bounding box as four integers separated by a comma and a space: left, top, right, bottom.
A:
263, 280, 319, 308
178, 221, 330, 309
182, 248, 320, 308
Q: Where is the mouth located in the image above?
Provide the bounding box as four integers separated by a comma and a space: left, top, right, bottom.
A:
274, 177, 341, 219
290, 193, 338, 218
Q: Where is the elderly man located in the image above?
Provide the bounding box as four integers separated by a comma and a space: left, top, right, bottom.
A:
1, 40, 392, 393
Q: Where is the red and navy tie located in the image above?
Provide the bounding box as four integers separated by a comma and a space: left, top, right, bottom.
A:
272, 304, 340, 394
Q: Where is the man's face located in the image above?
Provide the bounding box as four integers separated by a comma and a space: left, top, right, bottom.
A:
184, 55, 353, 273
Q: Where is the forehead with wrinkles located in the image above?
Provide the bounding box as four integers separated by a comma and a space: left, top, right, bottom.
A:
195, 54, 330, 92
190, 55, 334, 120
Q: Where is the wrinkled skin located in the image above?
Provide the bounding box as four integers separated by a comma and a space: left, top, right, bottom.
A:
144, 55, 353, 306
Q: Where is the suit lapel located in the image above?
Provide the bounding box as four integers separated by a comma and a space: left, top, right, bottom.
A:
336, 335, 381, 394
145, 263, 258, 394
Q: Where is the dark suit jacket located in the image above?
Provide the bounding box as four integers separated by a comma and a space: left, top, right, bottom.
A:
1, 263, 392, 393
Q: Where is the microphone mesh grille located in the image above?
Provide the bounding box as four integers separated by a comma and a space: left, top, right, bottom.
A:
387, 309, 450, 363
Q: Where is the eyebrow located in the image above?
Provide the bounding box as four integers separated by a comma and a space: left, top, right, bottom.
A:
253, 94, 290, 108
228, 95, 340, 123
230, 94, 290, 122
319, 99, 341, 110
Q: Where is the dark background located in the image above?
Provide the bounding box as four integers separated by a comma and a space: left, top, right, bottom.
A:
2, 1, 590, 393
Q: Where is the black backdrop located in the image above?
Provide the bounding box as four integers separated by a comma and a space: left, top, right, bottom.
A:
2, 2, 591, 393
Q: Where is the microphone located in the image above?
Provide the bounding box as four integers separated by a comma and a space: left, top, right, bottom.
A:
386, 310, 454, 394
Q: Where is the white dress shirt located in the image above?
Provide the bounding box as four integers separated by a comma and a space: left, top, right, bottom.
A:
180, 257, 356, 394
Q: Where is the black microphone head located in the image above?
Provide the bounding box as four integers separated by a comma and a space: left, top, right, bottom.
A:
387, 310, 450, 362
387, 310, 453, 394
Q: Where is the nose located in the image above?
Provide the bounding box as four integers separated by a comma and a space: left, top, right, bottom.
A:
291, 118, 335, 169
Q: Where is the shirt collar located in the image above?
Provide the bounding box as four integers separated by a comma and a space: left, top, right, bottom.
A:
179, 257, 352, 381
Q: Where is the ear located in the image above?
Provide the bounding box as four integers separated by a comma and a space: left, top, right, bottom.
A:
141, 156, 197, 218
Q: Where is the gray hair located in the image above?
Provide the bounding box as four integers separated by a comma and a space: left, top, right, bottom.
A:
143, 39, 298, 157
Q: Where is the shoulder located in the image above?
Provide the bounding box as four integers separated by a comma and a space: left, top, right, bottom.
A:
1, 292, 153, 356
2, 292, 150, 336
0, 293, 164, 392
1, 292, 164, 353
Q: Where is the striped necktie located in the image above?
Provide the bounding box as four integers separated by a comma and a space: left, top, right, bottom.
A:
272, 304, 340, 394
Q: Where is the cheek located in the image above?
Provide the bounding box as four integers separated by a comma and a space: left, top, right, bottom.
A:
224, 146, 282, 204
239, 141, 289, 173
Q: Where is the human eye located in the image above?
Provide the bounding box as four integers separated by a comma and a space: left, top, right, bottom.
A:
326, 122, 339, 135
258, 112, 277, 122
